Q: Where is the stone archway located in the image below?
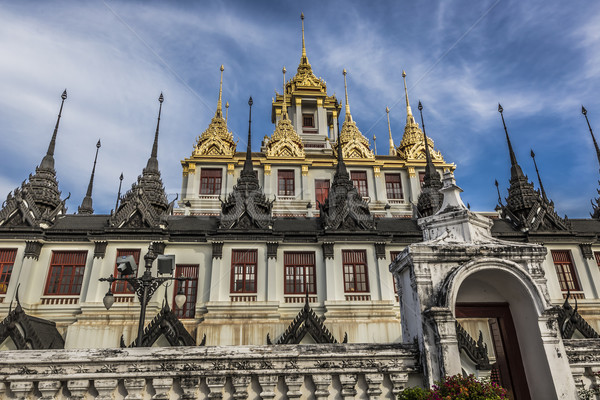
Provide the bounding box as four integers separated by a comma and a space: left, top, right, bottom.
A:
444, 260, 554, 400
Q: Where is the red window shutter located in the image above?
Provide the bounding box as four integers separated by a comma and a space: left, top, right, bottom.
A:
551, 250, 581, 292
0, 249, 17, 294
342, 250, 369, 293
173, 264, 199, 319
231, 249, 258, 293
45, 251, 88, 296
350, 171, 368, 198
385, 174, 403, 200
284, 252, 316, 294
315, 179, 330, 206
200, 168, 223, 195
278, 170, 295, 196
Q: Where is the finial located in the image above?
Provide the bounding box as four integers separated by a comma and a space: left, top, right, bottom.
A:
343, 69, 352, 122
225, 101, 229, 124
79, 139, 102, 214
386, 106, 396, 156
243, 96, 254, 173
402, 71, 414, 124
495, 179, 503, 206
497, 103, 523, 178
301, 12, 306, 58
530, 149, 548, 201
373, 135, 377, 155
216, 65, 224, 118
282, 66, 288, 118
40, 89, 68, 170
115, 172, 124, 213
418, 101, 436, 178
146, 93, 163, 172
582, 105, 600, 168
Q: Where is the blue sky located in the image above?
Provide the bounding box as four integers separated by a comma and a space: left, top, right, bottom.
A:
1, 0, 599, 217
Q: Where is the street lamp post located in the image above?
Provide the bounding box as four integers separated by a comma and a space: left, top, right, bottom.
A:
99, 244, 191, 347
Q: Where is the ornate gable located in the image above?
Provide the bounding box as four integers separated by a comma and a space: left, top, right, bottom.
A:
194, 115, 236, 157
123, 302, 196, 347
558, 294, 600, 339
269, 294, 344, 344
220, 98, 273, 230
0, 294, 64, 350
335, 119, 374, 159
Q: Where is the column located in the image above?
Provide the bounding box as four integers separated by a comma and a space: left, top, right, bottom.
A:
579, 244, 600, 298
323, 243, 338, 301
209, 242, 224, 302
295, 98, 302, 133
408, 167, 420, 205
258, 375, 278, 399
317, 98, 327, 136
17, 241, 43, 306
332, 110, 339, 141
266, 242, 278, 301
376, 244, 394, 302
301, 166, 308, 201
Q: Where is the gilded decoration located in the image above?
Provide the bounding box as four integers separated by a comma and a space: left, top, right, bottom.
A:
335, 120, 374, 159
193, 65, 237, 157
266, 66, 305, 159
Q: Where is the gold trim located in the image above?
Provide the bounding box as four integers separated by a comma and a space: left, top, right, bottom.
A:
302, 165, 309, 176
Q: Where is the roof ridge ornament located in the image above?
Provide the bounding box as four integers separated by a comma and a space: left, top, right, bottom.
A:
582, 106, 600, 168
40, 89, 67, 171
530, 149, 548, 202
78, 139, 101, 214
216, 65, 224, 118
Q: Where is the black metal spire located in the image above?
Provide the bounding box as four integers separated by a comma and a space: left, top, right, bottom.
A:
582, 106, 600, 168
40, 90, 67, 171
145, 93, 163, 172
494, 179, 503, 207
416, 101, 443, 217
530, 149, 548, 202
78, 139, 101, 214
243, 96, 254, 175
498, 103, 525, 179
114, 172, 123, 213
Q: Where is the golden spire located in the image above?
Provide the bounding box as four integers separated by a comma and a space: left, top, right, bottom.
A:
387, 106, 396, 156
216, 65, 224, 118
282, 66, 288, 119
225, 101, 229, 124
343, 69, 352, 122
402, 70, 415, 124
301, 13, 306, 59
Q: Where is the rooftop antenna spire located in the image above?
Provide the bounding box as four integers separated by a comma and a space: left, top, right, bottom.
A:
225, 101, 229, 124
343, 69, 352, 122
78, 139, 101, 214
495, 179, 503, 206
387, 107, 396, 156
243, 97, 254, 173
582, 106, 600, 168
216, 65, 224, 118
402, 71, 415, 124
114, 173, 123, 213
498, 103, 524, 179
40, 89, 68, 170
146, 93, 164, 172
530, 149, 548, 201
282, 66, 288, 119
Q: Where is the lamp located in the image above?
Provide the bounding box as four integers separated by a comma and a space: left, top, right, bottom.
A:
103, 289, 115, 310
175, 285, 186, 309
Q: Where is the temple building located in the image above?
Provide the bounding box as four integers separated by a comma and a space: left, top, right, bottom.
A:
0, 14, 600, 400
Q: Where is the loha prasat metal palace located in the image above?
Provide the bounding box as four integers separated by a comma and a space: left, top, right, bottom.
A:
1, 14, 600, 400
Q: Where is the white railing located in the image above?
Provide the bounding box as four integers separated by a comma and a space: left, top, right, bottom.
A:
276, 196, 296, 201
0, 344, 418, 399
40, 296, 79, 305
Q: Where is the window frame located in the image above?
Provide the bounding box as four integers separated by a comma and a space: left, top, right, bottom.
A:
173, 264, 199, 319
44, 251, 88, 296
278, 170, 295, 197
230, 249, 258, 294
112, 249, 141, 294
302, 113, 315, 128
199, 168, 223, 195
350, 171, 369, 198
284, 252, 316, 295
0, 249, 17, 295
314, 179, 330, 206
551, 250, 581, 292
385, 173, 403, 200
342, 250, 370, 293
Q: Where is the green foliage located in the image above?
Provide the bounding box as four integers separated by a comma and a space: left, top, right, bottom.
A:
399, 374, 507, 400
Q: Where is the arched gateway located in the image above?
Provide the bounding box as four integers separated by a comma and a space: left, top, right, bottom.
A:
391, 171, 577, 400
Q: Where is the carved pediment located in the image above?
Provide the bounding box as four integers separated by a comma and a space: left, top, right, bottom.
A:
335, 120, 374, 160
124, 302, 196, 347
266, 118, 305, 159
194, 116, 236, 157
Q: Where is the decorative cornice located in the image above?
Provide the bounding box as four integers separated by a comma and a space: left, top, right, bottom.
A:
93, 241, 108, 259
267, 242, 279, 260
24, 241, 43, 260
